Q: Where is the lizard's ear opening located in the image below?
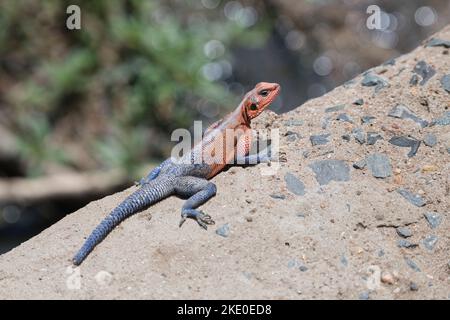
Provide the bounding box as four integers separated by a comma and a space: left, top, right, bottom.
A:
250, 103, 258, 111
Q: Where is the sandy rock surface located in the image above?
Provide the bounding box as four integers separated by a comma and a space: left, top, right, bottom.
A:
0, 26, 449, 300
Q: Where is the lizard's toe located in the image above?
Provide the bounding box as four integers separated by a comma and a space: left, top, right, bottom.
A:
179, 209, 214, 229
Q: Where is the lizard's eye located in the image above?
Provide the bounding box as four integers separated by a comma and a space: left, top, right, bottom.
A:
250, 103, 258, 110
259, 89, 269, 97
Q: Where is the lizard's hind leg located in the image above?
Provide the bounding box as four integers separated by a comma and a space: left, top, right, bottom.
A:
175, 177, 216, 230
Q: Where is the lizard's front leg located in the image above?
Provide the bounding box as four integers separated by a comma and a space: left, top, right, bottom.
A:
234, 128, 273, 165
175, 176, 216, 229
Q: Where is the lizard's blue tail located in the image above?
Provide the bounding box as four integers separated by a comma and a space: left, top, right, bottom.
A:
73, 178, 174, 265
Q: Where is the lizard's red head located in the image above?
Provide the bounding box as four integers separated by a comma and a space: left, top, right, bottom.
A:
243, 82, 280, 121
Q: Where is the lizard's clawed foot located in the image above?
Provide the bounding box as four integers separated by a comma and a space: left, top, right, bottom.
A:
179, 209, 215, 230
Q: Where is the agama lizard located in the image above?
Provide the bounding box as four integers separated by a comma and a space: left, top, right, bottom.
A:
73, 82, 280, 265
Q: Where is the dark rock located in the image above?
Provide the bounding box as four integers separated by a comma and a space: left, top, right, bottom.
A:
216, 223, 230, 237
361, 73, 389, 90
430, 111, 450, 126
302, 151, 310, 159
424, 212, 442, 229
397, 188, 426, 207
285, 131, 301, 142
409, 74, 419, 86
342, 134, 351, 142
410, 282, 419, 291
299, 265, 308, 272
378, 249, 385, 257
413, 60, 436, 85
425, 38, 450, 48
397, 239, 418, 248
361, 116, 376, 124
423, 235, 438, 251
284, 173, 306, 196
353, 159, 366, 170
366, 153, 392, 178
359, 291, 370, 300
309, 160, 351, 185
353, 98, 364, 106
388, 136, 421, 157
388, 104, 428, 128
352, 127, 366, 144
321, 116, 331, 129
441, 74, 450, 93
396, 227, 412, 238
382, 58, 396, 66
284, 119, 304, 126
336, 113, 353, 123
325, 104, 346, 113
310, 133, 330, 146
296, 213, 305, 218
270, 193, 286, 200
367, 132, 383, 145
340, 255, 348, 267
405, 258, 421, 272
423, 133, 437, 147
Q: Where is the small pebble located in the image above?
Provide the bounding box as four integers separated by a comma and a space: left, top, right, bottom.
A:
397, 188, 426, 207
413, 60, 436, 86
325, 104, 345, 113
423, 212, 442, 229
396, 227, 412, 238
397, 239, 418, 249
270, 193, 286, 200
353, 159, 366, 170
367, 132, 383, 145
359, 291, 370, 300
423, 235, 438, 251
353, 98, 364, 105
366, 153, 392, 178
352, 127, 366, 144
216, 223, 230, 237
423, 133, 437, 147
381, 272, 395, 285
405, 258, 421, 272
410, 282, 419, 291
310, 133, 331, 146
284, 172, 306, 196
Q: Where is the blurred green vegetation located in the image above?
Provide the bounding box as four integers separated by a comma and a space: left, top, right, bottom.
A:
0, 0, 270, 177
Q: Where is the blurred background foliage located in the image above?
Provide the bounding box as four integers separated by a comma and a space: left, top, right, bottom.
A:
0, 0, 448, 253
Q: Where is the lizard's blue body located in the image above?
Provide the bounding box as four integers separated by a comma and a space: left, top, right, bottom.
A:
72, 82, 280, 265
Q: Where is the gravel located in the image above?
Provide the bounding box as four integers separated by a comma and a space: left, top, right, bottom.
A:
325, 104, 345, 113
413, 60, 436, 85
310, 133, 330, 146
423, 133, 437, 147
397, 188, 426, 207
215, 223, 230, 237
367, 132, 383, 145
388, 136, 421, 157
388, 104, 429, 128
352, 128, 366, 144
309, 160, 351, 185
366, 153, 392, 178
430, 111, 450, 126
441, 74, 450, 93
425, 38, 450, 48
284, 172, 306, 196
423, 212, 442, 229
422, 235, 438, 251
396, 227, 412, 238
405, 258, 421, 272
353, 98, 364, 106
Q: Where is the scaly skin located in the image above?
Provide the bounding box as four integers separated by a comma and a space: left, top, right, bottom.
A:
72, 82, 280, 265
